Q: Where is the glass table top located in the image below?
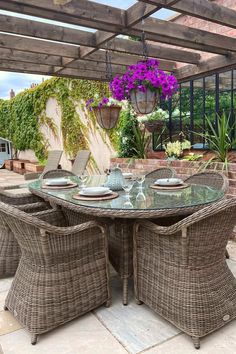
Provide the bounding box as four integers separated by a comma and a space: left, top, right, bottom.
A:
29, 175, 224, 212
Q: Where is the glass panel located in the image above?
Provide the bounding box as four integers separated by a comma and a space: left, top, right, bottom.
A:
219, 71, 232, 91
29, 177, 224, 211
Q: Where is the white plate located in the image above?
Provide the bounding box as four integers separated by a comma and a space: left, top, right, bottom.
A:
123, 172, 133, 179
154, 178, 183, 186
79, 187, 111, 196
45, 178, 69, 186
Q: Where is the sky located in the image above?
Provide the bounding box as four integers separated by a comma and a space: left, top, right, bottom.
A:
0, 1, 176, 99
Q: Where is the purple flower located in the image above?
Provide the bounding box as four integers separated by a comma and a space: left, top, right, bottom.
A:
109, 59, 178, 101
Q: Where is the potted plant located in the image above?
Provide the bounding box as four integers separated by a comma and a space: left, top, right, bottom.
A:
109, 59, 178, 115
86, 95, 122, 130
140, 108, 169, 133
164, 140, 191, 160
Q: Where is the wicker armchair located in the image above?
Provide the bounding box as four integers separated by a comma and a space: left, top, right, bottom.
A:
133, 198, 236, 349
0, 190, 50, 277
0, 203, 110, 344
145, 167, 176, 180
184, 171, 229, 194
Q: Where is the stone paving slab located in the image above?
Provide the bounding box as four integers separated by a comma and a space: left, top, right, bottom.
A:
146, 322, 236, 354
95, 276, 179, 354
0, 278, 13, 294
0, 311, 22, 336
0, 313, 128, 354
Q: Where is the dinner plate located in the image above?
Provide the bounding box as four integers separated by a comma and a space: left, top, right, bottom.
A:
79, 186, 111, 196
154, 178, 183, 186
79, 190, 112, 197
123, 172, 133, 179
45, 178, 69, 186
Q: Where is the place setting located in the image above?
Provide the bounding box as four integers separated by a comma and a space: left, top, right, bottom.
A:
150, 177, 189, 191
73, 186, 119, 201
41, 177, 78, 190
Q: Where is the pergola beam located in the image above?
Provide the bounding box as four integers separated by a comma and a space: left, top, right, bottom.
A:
0, 59, 113, 81
131, 18, 236, 55
79, 1, 161, 59
0, 14, 199, 65
1, 1, 236, 55
139, 0, 236, 29
176, 54, 236, 80
85, 51, 177, 72
0, 14, 95, 47
101, 38, 201, 64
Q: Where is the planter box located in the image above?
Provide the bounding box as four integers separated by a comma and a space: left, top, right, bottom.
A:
12, 159, 29, 175
4, 159, 14, 171
25, 162, 44, 173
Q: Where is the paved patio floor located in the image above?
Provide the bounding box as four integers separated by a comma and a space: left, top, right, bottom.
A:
1, 169, 236, 353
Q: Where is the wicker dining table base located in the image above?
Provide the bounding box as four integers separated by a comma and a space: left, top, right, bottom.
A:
109, 219, 134, 305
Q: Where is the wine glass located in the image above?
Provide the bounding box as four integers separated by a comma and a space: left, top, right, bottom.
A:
79, 171, 88, 189
136, 174, 146, 190
122, 179, 135, 198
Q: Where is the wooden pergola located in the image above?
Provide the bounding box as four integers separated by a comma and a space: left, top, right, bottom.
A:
0, 0, 236, 82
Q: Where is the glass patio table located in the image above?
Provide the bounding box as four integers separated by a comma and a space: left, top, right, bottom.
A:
29, 175, 224, 304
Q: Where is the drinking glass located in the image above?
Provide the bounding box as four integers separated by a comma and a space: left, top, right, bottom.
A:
122, 179, 135, 198
136, 174, 145, 190
79, 172, 88, 189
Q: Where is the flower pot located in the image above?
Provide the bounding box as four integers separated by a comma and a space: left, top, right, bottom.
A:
93, 106, 121, 129
130, 89, 159, 115
143, 120, 166, 133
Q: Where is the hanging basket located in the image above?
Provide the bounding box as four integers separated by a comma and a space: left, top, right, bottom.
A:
130, 88, 159, 115
93, 106, 121, 130
143, 120, 166, 133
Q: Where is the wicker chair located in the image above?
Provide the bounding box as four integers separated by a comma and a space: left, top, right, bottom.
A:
0, 203, 110, 344
0, 190, 50, 277
41, 169, 76, 179
184, 171, 229, 194
71, 150, 91, 175
133, 198, 236, 349
145, 167, 176, 180
24, 150, 63, 180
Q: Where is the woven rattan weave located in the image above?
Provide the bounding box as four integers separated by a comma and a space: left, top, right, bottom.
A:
0, 203, 110, 344
133, 198, 236, 349
145, 167, 176, 180
29, 177, 224, 305
0, 189, 49, 277
184, 171, 229, 193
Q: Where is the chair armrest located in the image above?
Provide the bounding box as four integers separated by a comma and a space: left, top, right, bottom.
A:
18, 202, 50, 213
24, 172, 40, 180
136, 197, 228, 236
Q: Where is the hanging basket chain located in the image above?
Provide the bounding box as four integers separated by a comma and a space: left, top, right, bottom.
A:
105, 44, 113, 82
141, 18, 149, 60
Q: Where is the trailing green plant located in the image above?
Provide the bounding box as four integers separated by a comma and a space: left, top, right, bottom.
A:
194, 112, 236, 170
0, 77, 109, 162
117, 108, 139, 157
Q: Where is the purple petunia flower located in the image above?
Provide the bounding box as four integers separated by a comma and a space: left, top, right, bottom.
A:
109, 59, 178, 101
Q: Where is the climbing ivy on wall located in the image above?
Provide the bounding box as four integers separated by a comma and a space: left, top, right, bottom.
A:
0, 77, 109, 163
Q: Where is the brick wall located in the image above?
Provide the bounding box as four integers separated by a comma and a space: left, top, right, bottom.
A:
111, 158, 236, 198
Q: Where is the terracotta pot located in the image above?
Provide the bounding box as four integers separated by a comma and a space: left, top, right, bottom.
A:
143, 120, 166, 133
130, 88, 159, 115
93, 106, 121, 129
